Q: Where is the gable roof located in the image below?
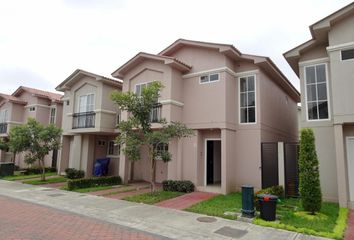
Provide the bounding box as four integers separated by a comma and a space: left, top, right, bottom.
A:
0, 93, 27, 105
111, 52, 192, 79
13, 86, 63, 103
284, 2, 354, 75
56, 69, 122, 92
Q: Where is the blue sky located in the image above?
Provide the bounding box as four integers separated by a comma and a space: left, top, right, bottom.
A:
0, 0, 352, 94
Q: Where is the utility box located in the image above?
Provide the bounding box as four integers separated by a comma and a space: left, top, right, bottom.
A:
241, 185, 255, 218
0, 162, 14, 177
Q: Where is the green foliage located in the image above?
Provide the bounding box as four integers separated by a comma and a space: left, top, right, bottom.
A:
299, 128, 322, 214
67, 176, 122, 190
0, 139, 8, 151
23, 176, 67, 185
8, 119, 62, 181
24, 167, 57, 175
65, 168, 85, 179
111, 81, 194, 191
255, 185, 284, 210
123, 191, 184, 204
162, 180, 195, 193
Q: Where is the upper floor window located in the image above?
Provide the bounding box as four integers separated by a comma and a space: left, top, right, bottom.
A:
341, 49, 354, 61
116, 110, 121, 125
0, 109, 8, 123
107, 140, 120, 157
200, 73, 219, 84
135, 82, 153, 96
29, 107, 36, 112
78, 94, 94, 113
49, 107, 56, 124
305, 64, 329, 120
239, 75, 256, 123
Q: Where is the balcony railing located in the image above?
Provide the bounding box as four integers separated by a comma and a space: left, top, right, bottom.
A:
150, 104, 162, 123
0, 123, 7, 134
73, 112, 95, 129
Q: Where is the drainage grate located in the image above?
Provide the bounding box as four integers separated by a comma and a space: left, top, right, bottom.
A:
47, 193, 65, 197
214, 226, 248, 239
196, 217, 217, 223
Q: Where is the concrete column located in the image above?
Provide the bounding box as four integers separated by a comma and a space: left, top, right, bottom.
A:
58, 136, 70, 174
70, 135, 82, 170
221, 129, 234, 194
0, 150, 5, 163
278, 142, 285, 187
334, 124, 349, 207
119, 145, 130, 184
177, 139, 183, 180
81, 135, 95, 177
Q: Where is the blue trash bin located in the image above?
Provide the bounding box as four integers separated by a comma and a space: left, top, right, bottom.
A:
93, 158, 110, 176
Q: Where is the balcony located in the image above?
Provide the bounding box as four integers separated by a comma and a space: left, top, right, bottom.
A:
73, 112, 95, 129
0, 123, 7, 134
150, 104, 162, 123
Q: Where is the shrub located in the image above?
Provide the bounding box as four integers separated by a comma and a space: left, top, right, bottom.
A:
65, 168, 85, 179
299, 128, 322, 214
162, 180, 195, 193
24, 167, 57, 175
67, 176, 122, 190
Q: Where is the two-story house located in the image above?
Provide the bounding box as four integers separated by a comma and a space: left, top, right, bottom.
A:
284, 2, 354, 207
112, 39, 300, 194
55, 69, 122, 177
0, 86, 63, 168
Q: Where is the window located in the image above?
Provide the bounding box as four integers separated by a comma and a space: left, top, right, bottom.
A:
107, 140, 120, 157
305, 64, 329, 120
66, 100, 70, 106
78, 94, 94, 113
49, 108, 56, 124
97, 140, 106, 147
200, 73, 219, 84
341, 49, 354, 61
239, 75, 256, 123
135, 82, 153, 96
154, 143, 168, 161
0, 109, 8, 123
29, 107, 36, 112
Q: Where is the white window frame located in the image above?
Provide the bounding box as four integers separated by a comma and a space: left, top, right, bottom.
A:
107, 140, 120, 158
77, 93, 95, 113
238, 75, 257, 124
135, 82, 153, 96
304, 63, 331, 122
0, 109, 8, 123
340, 48, 354, 62
29, 106, 36, 112
49, 107, 56, 124
199, 73, 220, 84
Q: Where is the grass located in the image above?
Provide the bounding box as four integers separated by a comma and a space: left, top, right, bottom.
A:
23, 176, 68, 185
185, 192, 241, 220
253, 198, 348, 240
62, 185, 114, 193
123, 191, 184, 204
1, 171, 57, 181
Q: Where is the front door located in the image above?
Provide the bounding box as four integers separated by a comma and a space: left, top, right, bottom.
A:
52, 149, 58, 168
206, 141, 214, 185
347, 137, 354, 201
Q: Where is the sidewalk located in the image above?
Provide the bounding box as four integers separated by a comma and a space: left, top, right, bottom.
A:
156, 192, 218, 210
0, 180, 330, 240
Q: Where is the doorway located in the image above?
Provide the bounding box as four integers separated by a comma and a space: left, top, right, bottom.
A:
205, 139, 221, 186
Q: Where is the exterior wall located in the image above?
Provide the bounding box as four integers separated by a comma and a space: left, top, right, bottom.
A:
328, 15, 354, 46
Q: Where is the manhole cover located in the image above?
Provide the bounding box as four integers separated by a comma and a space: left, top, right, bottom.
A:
196, 217, 217, 223
47, 193, 65, 197
42, 189, 55, 191
214, 226, 248, 239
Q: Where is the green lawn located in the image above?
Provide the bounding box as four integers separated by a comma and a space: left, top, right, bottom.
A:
1, 172, 57, 181
253, 198, 348, 240
62, 185, 113, 193
123, 191, 184, 204
23, 176, 67, 185
185, 192, 241, 220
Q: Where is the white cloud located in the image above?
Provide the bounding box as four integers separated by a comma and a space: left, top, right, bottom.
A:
0, 0, 352, 94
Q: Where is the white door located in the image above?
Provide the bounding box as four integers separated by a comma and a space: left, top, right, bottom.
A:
347, 137, 354, 201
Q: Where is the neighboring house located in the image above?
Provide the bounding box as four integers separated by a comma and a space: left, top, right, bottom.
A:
0, 86, 63, 168
284, 2, 354, 207
112, 39, 300, 194
55, 69, 123, 177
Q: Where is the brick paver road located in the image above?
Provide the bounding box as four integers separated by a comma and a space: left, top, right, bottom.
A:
0, 196, 167, 240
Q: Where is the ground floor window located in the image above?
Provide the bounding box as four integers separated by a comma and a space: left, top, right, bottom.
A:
107, 140, 120, 157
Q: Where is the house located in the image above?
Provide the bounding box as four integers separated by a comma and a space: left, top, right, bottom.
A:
55, 69, 122, 177
112, 39, 300, 194
0, 86, 63, 168
284, 2, 354, 207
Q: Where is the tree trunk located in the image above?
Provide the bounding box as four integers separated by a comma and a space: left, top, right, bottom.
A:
39, 158, 46, 181
149, 148, 156, 193
12, 152, 16, 164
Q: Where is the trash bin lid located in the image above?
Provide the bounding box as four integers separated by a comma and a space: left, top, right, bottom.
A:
241, 185, 253, 189
256, 194, 278, 201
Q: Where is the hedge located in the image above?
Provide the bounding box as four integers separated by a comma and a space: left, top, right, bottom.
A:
65, 168, 85, 179
67, 176, 122, 190
24, 167, 57, 175
162, 180, 195, 193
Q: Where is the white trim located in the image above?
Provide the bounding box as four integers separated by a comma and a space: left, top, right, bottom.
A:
299, 57, 329, 67
346, 136, 354, 201
94, 109, 117, 115
25, 104, 50, 109
204, 138, 222, 186
49, 106, 57, 124
134, 81, 153, 95
182, 67, 259, 79
327, 41, 354, 52
159, 99, 184, 107
61, 97, 70, 101
234, 69, 259, 77
77, 93, 95, 113
238, 74, 257, 124
199, 73, 220, 84
7, 121, 22, 125
304, 63, 331, 122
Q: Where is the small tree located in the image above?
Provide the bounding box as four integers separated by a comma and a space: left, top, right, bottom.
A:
299, 128, 322, 214
111, 81, 194, 192
0, 139, 8, 151
8, 118, 62, 181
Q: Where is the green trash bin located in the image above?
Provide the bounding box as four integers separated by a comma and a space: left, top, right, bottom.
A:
0, 162, 15, 177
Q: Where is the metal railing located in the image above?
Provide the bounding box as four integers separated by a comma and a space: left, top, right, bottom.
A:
72, 112, 95, 129
150, 104, 162, 123
0, 123, 7, 134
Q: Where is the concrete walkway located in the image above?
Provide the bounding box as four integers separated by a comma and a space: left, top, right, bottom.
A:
0, 180, 330, 240
345, 210, 354, 240
156, 191, 218, 210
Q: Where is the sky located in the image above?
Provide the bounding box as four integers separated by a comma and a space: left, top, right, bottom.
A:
0, 0, 352, 95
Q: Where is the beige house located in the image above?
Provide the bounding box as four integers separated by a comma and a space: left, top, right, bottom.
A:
113, 39, 300, 194
0, 86, 63, 168
284, 2, 354, 207
56, 69, 122, 177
